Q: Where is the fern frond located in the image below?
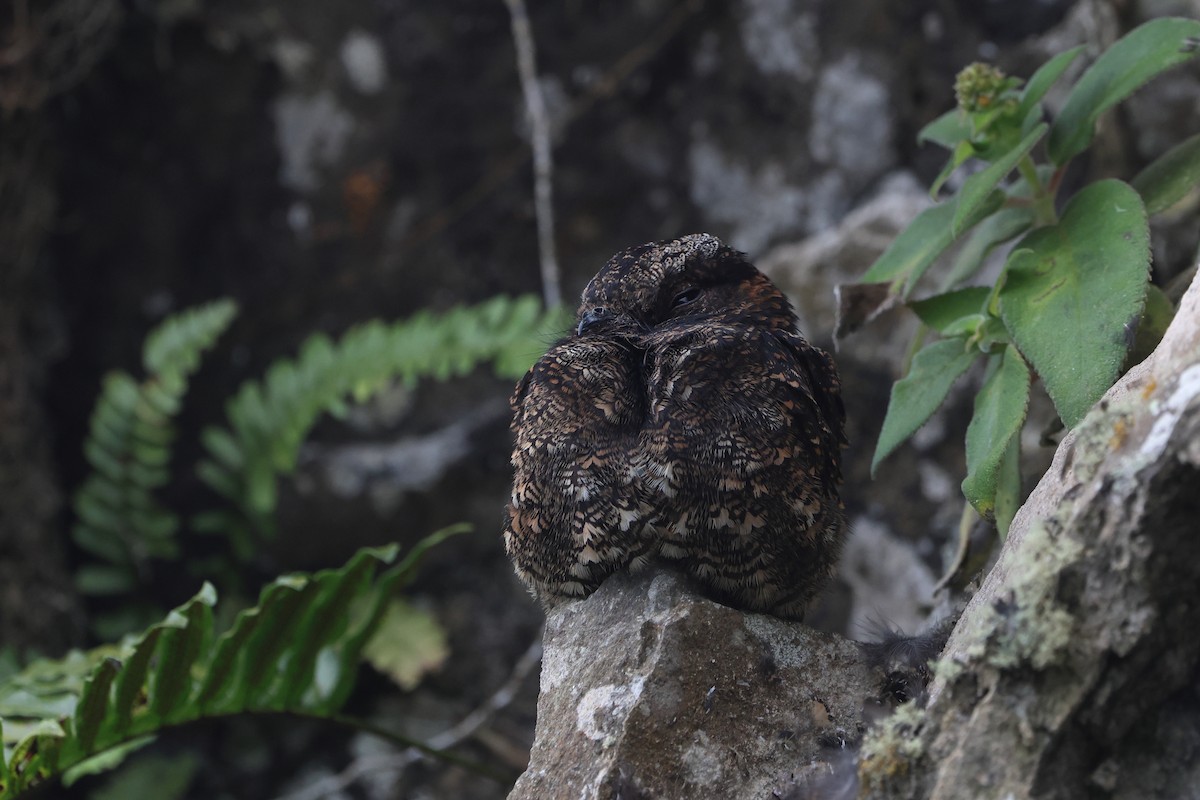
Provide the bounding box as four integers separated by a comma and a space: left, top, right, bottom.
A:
71, 300, 238, 613
196, 295, 569, 547
0, 527, 467, 798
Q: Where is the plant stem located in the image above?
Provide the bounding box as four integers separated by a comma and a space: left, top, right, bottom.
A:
1017, 155, 1057, 225
1016, 155, 1043, 193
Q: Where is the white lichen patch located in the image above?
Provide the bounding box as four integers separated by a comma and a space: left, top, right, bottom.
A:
739, 0, 818, 81
687, 138, 806, 255
340, 30, 388, 94
541, 643, 586, 692
273, 90, 354, 191
681, 731, 724, 784
577, 677, 646, 741
986, 521, 1082, 671
742, 614, 804, 668
647, 573, 685, 616
858, 701, 927, 791
808, 54, 893, 180
1139, 364, 1200, 467
1067, 393, 1141, 485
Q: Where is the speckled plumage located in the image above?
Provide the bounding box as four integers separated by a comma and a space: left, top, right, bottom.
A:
504, 234, 847, 619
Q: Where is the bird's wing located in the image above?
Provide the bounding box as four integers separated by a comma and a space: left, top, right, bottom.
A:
775, 332, 848, 485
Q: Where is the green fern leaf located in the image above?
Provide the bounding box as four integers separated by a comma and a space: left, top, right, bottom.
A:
197, 295, 569, 544
0, 531, 461, 798
71, 300, 238, 632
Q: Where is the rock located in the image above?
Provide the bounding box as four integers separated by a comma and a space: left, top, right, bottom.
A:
509, 570, 876, 800
860, 267, 1200, 799
756, 172, 929, 365
838, 515, 940, 637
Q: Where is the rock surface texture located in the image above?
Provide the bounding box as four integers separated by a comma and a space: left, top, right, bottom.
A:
509, 571, 874, 800
862, 267, 1200, 799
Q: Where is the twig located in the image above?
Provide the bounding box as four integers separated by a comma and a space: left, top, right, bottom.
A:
503, 0, 561, 308
388, 0, 702, 260
426, 635, 542, 750
272, 637, 543, 800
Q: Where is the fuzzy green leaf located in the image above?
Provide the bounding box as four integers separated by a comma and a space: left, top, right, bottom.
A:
1015, 46, 1085, 126
952, 123, 1047, 235
917, 110, 971, 150
872, 338, 978, 474
994, 434, 1022, 540
962, 347, 1031, 519
909, 288, 991, 335
1048, 18, 1200, 165
1130, 132, 1200, 216
998, 180, 1150, 427
1129, 284, 1176, 366
861, 190, 1004, 289
945, 205, 1036, 288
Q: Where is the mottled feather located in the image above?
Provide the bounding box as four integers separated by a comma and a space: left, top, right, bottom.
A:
503, 233, 847, 618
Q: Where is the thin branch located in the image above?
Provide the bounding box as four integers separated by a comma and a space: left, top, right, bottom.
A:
503, 0, 561, 308
386, 0, 702, 259
272, 637, 543, 800
426, 635, 542, 750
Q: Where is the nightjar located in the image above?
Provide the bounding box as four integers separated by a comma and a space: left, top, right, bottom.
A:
504, 233, 847, 619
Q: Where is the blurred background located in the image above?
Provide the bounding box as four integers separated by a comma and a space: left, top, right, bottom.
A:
2, 0, 1198, 797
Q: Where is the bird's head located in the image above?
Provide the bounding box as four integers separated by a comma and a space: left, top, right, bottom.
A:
575, 233, 795, 336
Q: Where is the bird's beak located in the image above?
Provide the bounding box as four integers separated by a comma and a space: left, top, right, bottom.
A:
576, 307, 610, 335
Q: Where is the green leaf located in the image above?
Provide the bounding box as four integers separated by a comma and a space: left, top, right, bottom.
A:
149, 595, 214, 724
0, 540, 450, 797
952, 123, 1047, 235
918, 110, 971, 149
861, 190, 1004, 289
142, 299, 237, 376
386, 523, 471, 590
929, 140, 977, 198
72, 659, 121, 753
909, 288, 991, 335
140, 381, 181, 418
75, 565, 137, 596
1128, 283, 1176, 366
998, 180, 1150, 427
72, 747, 192, 796
994, 434, 1022, 540
872, 338, 978, 474
72, 521, 130, 566
962, 347, 1031, 519
971, 315, 1012, 353
1016, 46, 1085, 125
1048, 18, 1200, 165
945, 205, 1036, 288
203, 297, 562, 546
1130, 132, 1200, 216
74, 299, 235, 628
362, 600, 449, 690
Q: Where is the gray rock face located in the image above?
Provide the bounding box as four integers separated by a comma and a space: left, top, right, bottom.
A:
509, 571, 875, 800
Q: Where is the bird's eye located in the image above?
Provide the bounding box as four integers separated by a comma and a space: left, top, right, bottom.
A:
672, 287, 702, 308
